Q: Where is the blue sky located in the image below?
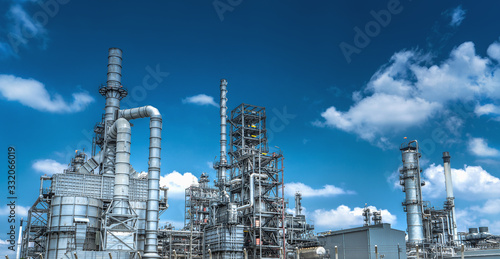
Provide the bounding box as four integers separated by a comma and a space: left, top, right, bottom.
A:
2, 0, 500, 255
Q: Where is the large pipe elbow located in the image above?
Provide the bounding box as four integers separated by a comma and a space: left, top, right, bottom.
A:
119, 105, 162, 121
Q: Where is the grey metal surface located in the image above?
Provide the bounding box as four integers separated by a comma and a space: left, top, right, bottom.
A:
205, 225, 244, 252
47, 196, 102, 259
318, 224, 406, 259
400, 141, 424, 244
52, 173, 148, 201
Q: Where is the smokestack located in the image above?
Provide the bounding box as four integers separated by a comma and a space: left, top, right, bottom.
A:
443, 151, 458, 242
107, 48, 122, 88
218, 79, 228, 192
101, 48, 128, 175
103, 48, 126, 124
400, 140, 424, 244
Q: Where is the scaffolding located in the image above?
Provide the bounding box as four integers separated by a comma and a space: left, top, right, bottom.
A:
229, 103, 285, 259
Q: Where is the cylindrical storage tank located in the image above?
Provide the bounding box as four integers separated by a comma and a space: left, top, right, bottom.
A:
469, 228, 478, 234
479, 227, 489, 233
46, 196, 103, 259
131, 201, 147, 253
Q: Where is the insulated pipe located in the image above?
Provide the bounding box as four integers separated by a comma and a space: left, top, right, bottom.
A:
119, 106, 162, 259
218, 79, 228, 191
237, 173, 268, 211
108, 118, 132, 215
443, 152, 458, 242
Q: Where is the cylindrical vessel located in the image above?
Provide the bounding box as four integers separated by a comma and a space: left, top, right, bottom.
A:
401, 143, 424, 244
469, 228, 478, 234
218, 79, 228, 190
46, 196, 102, 259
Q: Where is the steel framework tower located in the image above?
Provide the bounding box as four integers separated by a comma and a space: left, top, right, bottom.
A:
229, 103, 284, 259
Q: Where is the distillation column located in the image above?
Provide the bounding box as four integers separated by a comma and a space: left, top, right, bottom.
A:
443, 152, 458, 243
216, 79, 229, 195
400, 141, 425, 244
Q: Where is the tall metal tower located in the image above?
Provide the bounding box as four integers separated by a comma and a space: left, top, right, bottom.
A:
400, 140, 425, 245
229, 103, 284, 258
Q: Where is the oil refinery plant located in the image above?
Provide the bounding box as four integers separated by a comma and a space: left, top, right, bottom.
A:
13, 48, 500, 259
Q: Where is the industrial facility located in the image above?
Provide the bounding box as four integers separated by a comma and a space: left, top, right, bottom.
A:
399, 141, 500, 258
17, 48, 325, 259
13, 48, 500, 259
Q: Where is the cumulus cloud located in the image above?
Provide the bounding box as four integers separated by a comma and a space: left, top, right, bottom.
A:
447, 5, 466, 27
182, 94, 218, 107
0, 75, 94, 113
311, 205, 396, 229
468, 137, 500, 157
285, 182, 354, 198
160, 171, 199, 199
32, 159, 67, 175
316, 40, 500, 147
421, 164, 500, 200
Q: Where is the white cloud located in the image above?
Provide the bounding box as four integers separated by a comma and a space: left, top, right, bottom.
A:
471, 199, 500, 215
487, 41, 500, 62
318, 94, 440, 146
311, 205, 396, 229
316, 40, 500, 147
468, 138, 500, 157
182, 94, 218, 107
0, 205, 30, 217
285, 182, 354, 198
474, 103, 500, 116
421, 164, 500, 200
32, 159, 67, 175
0, 75, 94, 113
160, 171, 199, 199
448, 5, 466, 27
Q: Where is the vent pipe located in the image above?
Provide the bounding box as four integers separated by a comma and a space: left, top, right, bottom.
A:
443, 152, 458, 242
